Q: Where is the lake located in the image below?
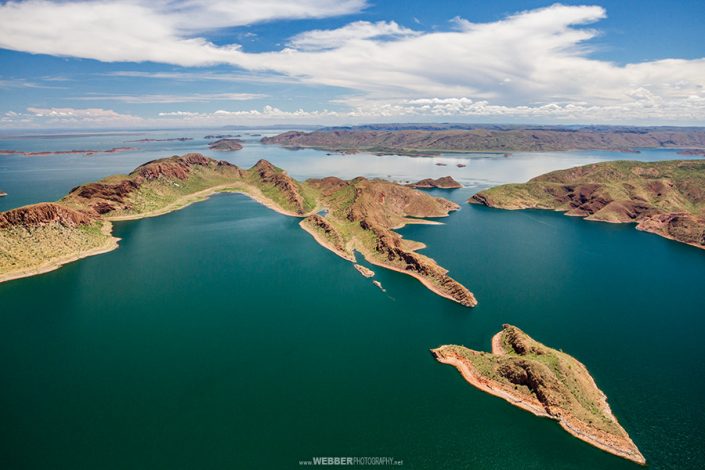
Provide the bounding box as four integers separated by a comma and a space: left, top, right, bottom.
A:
1, 130, 703, 469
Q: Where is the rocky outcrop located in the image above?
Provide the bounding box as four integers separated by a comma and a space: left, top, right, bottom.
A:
432, 325, 645, 465
248, 159, 307, 215
471, 160, 705, 250
636, 212, 705, 247
208, 138, 243, 151
131, 153, 213, 181
67, 180, 141, 215
409, 176, 462, 189
0, 202, 96, 229
262, 128, 705, 153
62, 153, 242, 217
357, 219, 476, 307
300, 214, 352, 260
353, 264, 375, 278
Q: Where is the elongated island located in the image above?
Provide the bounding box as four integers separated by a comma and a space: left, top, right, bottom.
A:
471, 160, 705, 249
0, 153, 476, 307
432, 325, 645, 464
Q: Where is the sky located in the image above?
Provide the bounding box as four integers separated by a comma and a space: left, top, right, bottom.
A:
0, 0, 703, 129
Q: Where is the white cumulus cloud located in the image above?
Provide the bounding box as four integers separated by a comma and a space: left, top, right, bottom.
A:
1, 2, 704, 124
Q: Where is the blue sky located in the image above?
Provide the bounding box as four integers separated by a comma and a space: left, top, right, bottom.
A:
0, 0, 703, 128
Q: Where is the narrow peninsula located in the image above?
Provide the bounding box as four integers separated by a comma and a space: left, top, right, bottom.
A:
432, 324, 645, 464
471, 160, 705, 249
0, 153, 476, 307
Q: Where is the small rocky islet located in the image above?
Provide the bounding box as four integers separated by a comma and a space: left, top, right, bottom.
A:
208, 138, 244, 151
408, 176, 462, 189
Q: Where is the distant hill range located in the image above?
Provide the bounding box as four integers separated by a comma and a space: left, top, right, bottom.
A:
262, 124, 705, 153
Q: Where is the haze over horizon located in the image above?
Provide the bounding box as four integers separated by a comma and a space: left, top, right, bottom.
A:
0, 0, 704, 129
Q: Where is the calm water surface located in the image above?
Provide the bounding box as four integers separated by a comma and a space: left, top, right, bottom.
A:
0, 130, 703, 469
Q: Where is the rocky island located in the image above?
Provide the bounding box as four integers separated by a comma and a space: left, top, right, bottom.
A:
432, 324, 645, 464
471, 160, 705, 249
408, 176, 462, 189
208, 138, 243, 151
0, 153, 476, 307
127, 137, 193, 142
261, 125, 705, 154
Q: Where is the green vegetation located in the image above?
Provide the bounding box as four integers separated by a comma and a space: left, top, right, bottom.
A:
433, 325, 644, 464
472, 160, 705, 249
1, 153, 475, 306
0, 220, 111, 279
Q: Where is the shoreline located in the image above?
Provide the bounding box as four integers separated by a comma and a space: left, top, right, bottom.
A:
475, 203, 705, 252
2, 165, 472, 309
432, 350, 552, 418
105, 183, 312, 222
0, 221, 120, 284
298, 220, 356, 262
263, 142, 690, 155
1, 183, 309, 285
432, 349, 646, 465
359, 248, 477, 307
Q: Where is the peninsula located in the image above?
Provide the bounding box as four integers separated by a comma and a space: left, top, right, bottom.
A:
0, 153, 475, 307
432, 324, 645, 464
471, 160, 705, 249
261, 125, 705, 154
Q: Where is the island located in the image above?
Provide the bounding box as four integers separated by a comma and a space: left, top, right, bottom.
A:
432, 324, 645, 465
261, 125, 705, 154
353, 264, 374, 278
0, 153, 476, 307
470, 160, 705, 249
204, 134, 238, 139
408, 176, 462, 189
0, 147, 136, 157
208, 138, 243, 151
127, 137, 193, 142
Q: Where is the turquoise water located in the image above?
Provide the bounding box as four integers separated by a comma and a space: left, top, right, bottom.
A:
1, 132, 704, 469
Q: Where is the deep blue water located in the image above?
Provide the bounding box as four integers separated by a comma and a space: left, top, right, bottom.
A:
0, 131, 703, 469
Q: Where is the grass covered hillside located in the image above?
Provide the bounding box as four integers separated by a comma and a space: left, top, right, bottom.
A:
433, 325, 645, 464
471, 160, 705, 249
1, 153, 476, 307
